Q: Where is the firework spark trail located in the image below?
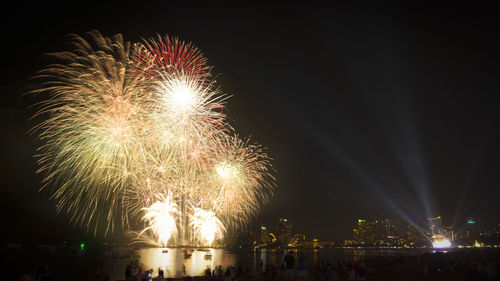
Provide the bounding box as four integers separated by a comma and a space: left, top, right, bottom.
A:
31, 30, 275, 245
31, 30, 150, 234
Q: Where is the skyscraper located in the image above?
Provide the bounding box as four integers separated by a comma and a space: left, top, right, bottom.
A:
278, 218, 293, 246
259, 226, 272, 246
427, 216, 443, 237
374, 218, 402, 247
462, 218, 479, 246
354, 219, 376, 246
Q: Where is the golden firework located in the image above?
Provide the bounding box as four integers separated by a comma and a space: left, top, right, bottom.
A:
31, 30, 275, 245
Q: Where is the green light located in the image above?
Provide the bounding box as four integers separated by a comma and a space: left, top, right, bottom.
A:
358, 219, 366, 223
80, 243, 85, 250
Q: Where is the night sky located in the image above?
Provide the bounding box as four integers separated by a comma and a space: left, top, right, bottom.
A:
2, 2, 500, 243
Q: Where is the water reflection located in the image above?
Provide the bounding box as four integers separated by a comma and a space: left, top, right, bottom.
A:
136, 248, 235, 278
110, 247, 434, 280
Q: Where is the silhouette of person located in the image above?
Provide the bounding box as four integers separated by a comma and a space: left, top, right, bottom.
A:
126, 261, 133, 281
284, 250, 295, 281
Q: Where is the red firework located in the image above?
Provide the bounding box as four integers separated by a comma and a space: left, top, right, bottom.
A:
134, 35, 210, 79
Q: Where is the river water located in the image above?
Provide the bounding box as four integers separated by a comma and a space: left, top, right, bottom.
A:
106, 247, 434, 280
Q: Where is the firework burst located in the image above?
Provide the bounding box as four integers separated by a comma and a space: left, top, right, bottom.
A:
31, 30, 275, 245
31, 30, 148, 234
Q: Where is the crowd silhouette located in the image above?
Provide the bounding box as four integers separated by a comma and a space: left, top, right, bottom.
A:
17, 249, 500, 281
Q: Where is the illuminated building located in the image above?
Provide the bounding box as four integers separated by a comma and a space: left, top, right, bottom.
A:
406, 217, 420, 246
461, 217, 479, 246
404, 217, 432, 247
277, 218, 293, 246
258, 226, 273, 246
427, 216, 443, 237
353, 219, 376, 246
344, 240, 354, 246
374, 218, 402, 247
312, 238, 319, 248
479, 224, 500, 246
443, 225, 454, 242
290, 234, 306, 247
352, 217, 431, 247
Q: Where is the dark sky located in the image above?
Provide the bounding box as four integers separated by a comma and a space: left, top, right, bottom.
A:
1, 2, 500, 243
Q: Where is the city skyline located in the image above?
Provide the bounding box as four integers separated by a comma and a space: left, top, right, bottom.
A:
241, 215, 500, 249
